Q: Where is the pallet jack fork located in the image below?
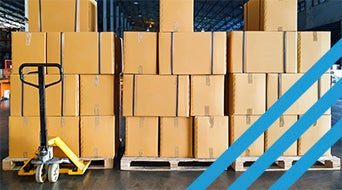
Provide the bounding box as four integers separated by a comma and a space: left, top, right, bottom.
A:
17, 63, 90, 183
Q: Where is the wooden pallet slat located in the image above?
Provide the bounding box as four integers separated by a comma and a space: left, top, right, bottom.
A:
232, 156, 341, 171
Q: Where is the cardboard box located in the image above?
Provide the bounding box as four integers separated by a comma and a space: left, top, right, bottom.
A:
267, 74, 330, 115
11, 32, 46, 74
46, 117, 80, 156
298, 115, 331, 156
47, 32, 122, 74
123, 32, 157, 74
159, 32, 226, 75
11, 74, 79, 116
81, 116, 115, 158
191, 75, 224, 116
228, 74, 266, 115
230, 115, 264, 156
62, 32, 99, 74
298, 32, 331, 73
28, 0, 97, 32
9, 116, 79, 158
244, 0, 297, 31
80, 75, 114, 116
228, 31, 297, 73
194, 116, 228, 159
160, 117, 193, 158
125, 117, 158, 157
265, 116, 297, 156
123, 75, 189, 117
160, 0, 193, 32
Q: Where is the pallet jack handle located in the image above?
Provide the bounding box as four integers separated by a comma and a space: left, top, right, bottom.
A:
19, 63, 63, 154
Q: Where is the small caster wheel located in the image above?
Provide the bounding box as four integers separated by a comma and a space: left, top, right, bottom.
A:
35, 164, 47, 183
48, 163, 60, 183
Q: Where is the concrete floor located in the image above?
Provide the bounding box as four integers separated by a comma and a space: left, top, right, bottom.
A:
0, 99, 341, 189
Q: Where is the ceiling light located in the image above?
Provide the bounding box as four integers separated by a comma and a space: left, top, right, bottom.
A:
134, 1, 139, 5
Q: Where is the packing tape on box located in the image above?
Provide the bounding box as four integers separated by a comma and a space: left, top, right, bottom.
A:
279, 116, 285, 128
175, 75, 179, 116
175, 147, 179, 157
98, 33, 101, 73
209, 117, 214, 128
60, 117, 65, 128
95, 116, 100, 128
246, 115, 251, 125
170, 32, 174, 74
209, 147, 214, 159
25, 33, 32, 46
211, 32, 214, 75
248, 74, 253, 84
93, 148, 98, 157
138, 32, 143, 43
313, 32, 318, 42
206, 76, 211, 86
205, 106, 210, 116
75, 0, 80, 32
139, 117, 144, 128
283, 32, 287, 73
174, 117, 178, 128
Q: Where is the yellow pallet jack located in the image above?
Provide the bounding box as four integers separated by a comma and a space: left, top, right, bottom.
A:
18, 63, 91, 183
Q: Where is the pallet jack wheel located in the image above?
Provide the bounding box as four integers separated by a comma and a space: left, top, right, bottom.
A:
35, 164, 47, 183
48, 163, 60, 182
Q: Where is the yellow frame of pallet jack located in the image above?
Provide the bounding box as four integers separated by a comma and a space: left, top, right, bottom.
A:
18, 137, 91, 176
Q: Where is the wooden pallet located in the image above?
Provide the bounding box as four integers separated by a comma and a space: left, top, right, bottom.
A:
81, 157, 114, 169
232, 156, 341, 171
120, 157, 216, 171
2, 157, 114, 171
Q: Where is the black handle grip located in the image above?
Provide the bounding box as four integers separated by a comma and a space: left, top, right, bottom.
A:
19, 63, 64, 89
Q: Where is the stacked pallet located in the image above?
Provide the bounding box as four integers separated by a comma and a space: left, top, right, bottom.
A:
5, 0, 122, 170
122, 0, 228, 170
228, 0, 334, 170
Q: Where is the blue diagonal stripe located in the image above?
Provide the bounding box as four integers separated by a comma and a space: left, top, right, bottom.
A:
270, 119, 342, 190
188, 39, 342, 190
228, 75, 342, 190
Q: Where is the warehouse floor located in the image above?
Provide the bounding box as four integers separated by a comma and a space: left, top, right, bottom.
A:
0, 100, 341, 190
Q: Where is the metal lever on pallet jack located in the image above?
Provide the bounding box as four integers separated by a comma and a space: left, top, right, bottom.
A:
18, 63, 91, 183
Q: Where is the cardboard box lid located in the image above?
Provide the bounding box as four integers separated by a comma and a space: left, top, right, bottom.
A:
81, 116, 115, 157
229, 115, 264, 156
123, 75, 189, 117
160, 117, 193, 157
265, 116, 297, 156
159, 32, 226, 74
159, 0, 193, 32
228, 73, 266, 115
298, 32, 331, 73
123, 32, 157, 74
125, 117, 158, 157
12, 32, 46, 74
194, 116, 228, 158
80, 75, 114, 116
191, 75, 225, 116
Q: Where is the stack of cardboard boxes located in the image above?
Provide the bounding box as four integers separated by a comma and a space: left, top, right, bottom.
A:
123, 0, 228, 159
228, 0, 331, 157
9, 0, 122, 161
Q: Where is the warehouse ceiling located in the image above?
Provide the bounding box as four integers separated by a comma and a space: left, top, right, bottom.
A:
0, 0, 248, 32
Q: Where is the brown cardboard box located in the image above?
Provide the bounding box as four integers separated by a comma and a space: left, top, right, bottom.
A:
191, 75, 224, 116
125, 117, 158, 157
123, 75, 189, 117
12, 32, 46, 74
28, 0, 97, 32
100, 32, 119, 74
81, 116, 115, 158
63, 32, 99, 74
228, 31, 297, 73
230, 115, 264, 156
160, 117, 193, 158
194, 116, 228, 159
160, 0, 193, 32
265, 116, 297, 156
228, 74, 266, 115
9, 75, 22, 116
267, 74, 330, 115
11, 74, 79, 116
80, 75, 114, 116
244, 0, 297, 31
47, 32, 122, 74
9, 116, 80, 158
298, 115, 331, 156
24, 75, 79, 116
46, 117, 80, 156
298, 32, 331, 73
159, 32, 226, 75
123, 32, 157, 74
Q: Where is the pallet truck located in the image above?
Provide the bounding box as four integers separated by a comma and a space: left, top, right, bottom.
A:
18, 63, 91, 183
